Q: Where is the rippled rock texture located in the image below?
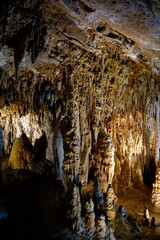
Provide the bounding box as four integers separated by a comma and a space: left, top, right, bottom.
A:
0, 0, 160, 238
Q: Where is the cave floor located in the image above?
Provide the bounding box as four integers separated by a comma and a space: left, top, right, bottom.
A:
117, 185, 160, 239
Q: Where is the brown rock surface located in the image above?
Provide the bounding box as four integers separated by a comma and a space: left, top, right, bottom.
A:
152, 168, 160, 207
8, 133, 34, 169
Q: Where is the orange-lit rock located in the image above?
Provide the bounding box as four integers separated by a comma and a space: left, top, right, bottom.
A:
8, 133, 34, 170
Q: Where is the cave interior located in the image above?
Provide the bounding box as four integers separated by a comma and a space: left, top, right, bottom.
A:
0, 0, 160, 239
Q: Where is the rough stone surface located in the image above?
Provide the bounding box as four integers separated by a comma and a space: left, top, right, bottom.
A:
84, 198, 95, 231
66, 182, 82, 232
103, 184, 116, 223
2, 133, 53, 178
115, 212, 142, 240
151, 168, 160, 207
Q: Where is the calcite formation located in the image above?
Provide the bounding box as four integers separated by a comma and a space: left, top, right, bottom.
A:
0, 0, 160, 238
151, 168, 160, 207
104, 184, 116, 223
84, 198, 95, 231
2, 132, 53, 179
66, 182, 82, 232
8, 133, 34, 169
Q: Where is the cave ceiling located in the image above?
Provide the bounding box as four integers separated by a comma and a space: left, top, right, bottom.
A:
0, 0, 160, 70
47, 0, 160, 65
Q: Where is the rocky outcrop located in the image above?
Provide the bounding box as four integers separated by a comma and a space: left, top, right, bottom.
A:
2, 133, 53, 178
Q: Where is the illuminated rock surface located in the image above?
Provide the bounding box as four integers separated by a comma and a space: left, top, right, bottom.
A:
0, 0, 160, 239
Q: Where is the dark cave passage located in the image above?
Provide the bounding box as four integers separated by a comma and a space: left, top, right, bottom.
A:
143, 157, 156, 187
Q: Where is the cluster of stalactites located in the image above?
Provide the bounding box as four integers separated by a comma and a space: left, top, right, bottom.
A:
0, 72, 56, 116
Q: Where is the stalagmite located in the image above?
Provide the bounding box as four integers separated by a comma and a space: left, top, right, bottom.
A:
95, 212, 107, 239
66, 183, 82, 232
2, 133, 53, 177
104, 184, 116, 223
84, 198, 95, 231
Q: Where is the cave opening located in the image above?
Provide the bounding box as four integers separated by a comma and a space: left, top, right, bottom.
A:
143, 157, 156, 187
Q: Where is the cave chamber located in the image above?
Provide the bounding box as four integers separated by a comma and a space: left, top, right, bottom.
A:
0, 0, 160, 239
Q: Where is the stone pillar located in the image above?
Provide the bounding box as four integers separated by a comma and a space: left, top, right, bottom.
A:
152, 168, 160, 206
104, 184, 116, 224
84, 198, 95, 231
